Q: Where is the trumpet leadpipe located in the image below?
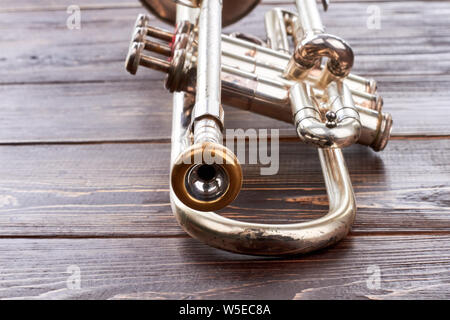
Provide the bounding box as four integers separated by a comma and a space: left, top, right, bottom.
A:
193, 0, 223, 143
170, 0, 242, 212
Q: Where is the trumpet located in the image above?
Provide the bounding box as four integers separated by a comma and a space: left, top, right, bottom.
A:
125, 0, 393, 256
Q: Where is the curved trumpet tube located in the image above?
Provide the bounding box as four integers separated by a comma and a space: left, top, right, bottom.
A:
290, 81, 361, 148
171, 91, 356, 256
284, 0, 354, 87
286, 34, 354, 81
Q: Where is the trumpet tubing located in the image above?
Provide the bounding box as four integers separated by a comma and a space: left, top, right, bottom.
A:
125, 0, 393, 256
169, 0, 243, 212
284, 0, 354, 87
126, 15, 391, 151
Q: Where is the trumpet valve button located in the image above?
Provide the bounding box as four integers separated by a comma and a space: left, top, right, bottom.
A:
325, 111, 337, 128
134, 14, 150, 29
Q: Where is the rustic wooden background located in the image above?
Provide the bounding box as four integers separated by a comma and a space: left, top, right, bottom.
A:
0, 0, 449, 299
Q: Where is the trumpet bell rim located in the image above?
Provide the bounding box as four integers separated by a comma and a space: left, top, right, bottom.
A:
171, 142, 242, 212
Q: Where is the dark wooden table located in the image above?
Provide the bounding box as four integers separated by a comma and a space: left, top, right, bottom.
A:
0, 0, 449, 299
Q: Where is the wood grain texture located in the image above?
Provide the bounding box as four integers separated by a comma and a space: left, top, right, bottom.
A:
0, 139, 448, 237
0, 0, 424, 12
1, 2, 450, 143
0, 235, 449, 299
2, 77, 450, 144
2, 1, 449, 83
0, 0, 449, 300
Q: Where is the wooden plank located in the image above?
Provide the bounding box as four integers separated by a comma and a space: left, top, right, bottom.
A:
0, 1, 141, 13
0, 81, 174, 143
0, 139, 448, 237
1, 76, 449, 144
1, 2, 450, 83
0, 0, 448, 301
0, 235, 449, 299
